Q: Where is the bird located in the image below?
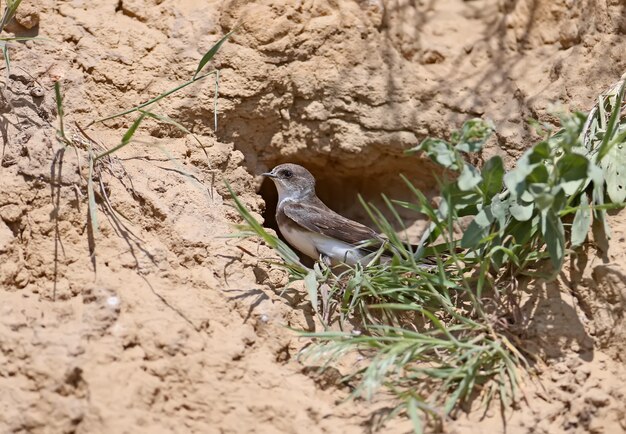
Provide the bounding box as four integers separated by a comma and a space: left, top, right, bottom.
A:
263, 163, 408, 267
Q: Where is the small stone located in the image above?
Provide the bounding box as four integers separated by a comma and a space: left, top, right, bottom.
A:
30, 87, 44, 98
588, 418, 605, 434
302, 101, 327, 121
0, 204, 22, 223
574, 366, 591, 384
421, 50, 445, 64
0, 220, 14, 253
15, 268, 30, 288
13, 4, 39, 29
585, 389, 611, 407
106, 296, 120, 307
554, 362, 569, 374
567, 356, 583, 370
559, 22, 580, 49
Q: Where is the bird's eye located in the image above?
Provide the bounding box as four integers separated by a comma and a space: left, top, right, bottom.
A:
281, 169, 293, 178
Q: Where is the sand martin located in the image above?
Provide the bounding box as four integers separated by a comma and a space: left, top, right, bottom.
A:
263, 163, 398, 267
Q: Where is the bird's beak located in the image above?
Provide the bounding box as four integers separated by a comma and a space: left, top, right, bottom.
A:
262, 172, 277, 178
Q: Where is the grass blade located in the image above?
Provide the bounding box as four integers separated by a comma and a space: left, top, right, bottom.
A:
225, 182, 305, 269
0, 0, 23, 31
54, 82, 68, 142
214, 69, 220, 131
87, 147, 99, 235
2, 42, 9, 75
139, 109, 207, 153
596, 79, 626, 162
89, 71, 216, 125
193, 28, 238, 79
94, 112, 147, 161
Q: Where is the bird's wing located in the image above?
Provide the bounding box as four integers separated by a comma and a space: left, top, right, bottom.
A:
281, 200, 382, 246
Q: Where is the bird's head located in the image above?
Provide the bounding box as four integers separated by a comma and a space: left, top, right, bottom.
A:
263, 163, 316, 201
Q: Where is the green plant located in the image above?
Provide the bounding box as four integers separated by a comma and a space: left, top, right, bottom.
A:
231, 75, 626, 431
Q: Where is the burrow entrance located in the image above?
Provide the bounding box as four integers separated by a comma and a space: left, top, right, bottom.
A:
258, 157, 442, 253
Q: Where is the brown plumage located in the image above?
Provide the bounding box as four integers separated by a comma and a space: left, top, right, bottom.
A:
280, 197, 382, 246
264, 163, 386, 265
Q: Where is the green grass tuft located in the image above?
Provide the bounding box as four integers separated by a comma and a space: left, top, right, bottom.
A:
231, 74, 626, 431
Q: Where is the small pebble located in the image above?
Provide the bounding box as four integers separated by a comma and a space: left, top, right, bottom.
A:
14, 6, 39, 29
585, 389, 611, 407
30, 87, 44, 98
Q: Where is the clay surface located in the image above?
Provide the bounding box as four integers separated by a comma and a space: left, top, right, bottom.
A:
0, 1, 625, 433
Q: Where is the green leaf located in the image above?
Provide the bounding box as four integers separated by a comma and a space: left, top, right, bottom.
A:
510, 200, 534, 221
528, 184, 554, 211
541, 209, 565, 269
571, 194, 592, 247
552, 188, 567, 212
454, 118, 494, 153
481, 156, 504, 199
418, 138, 458, 169
461, 205, 494, 248
588, 162, 605, 196
596, 79, 626, 162
557, 153, 589, 182
503, 170, 527, 198
527, 165, 549, 183
504, 148, 538, 197
407, 398, 423, 434
490, 194, 508, 228
600, 140, 626, 203
489, 245, 521, 268
194, 28, 238, 79
439, 183, 482, 216
591, 165, 612, 243
54, 82, 65, 140
507, 218, 535, 245
458, 163, 482, 191
121, 112, 146, 144
528, 141, 551, 162
95, 112, 147, 161
561, 179, 586, 196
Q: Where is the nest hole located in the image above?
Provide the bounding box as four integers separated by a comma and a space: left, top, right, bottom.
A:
259, 160, 441, 247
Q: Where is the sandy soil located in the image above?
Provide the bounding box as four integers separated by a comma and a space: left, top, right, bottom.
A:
0, 0, 625, 433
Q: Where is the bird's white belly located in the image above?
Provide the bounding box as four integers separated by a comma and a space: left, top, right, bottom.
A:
281, 224, 366, 266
